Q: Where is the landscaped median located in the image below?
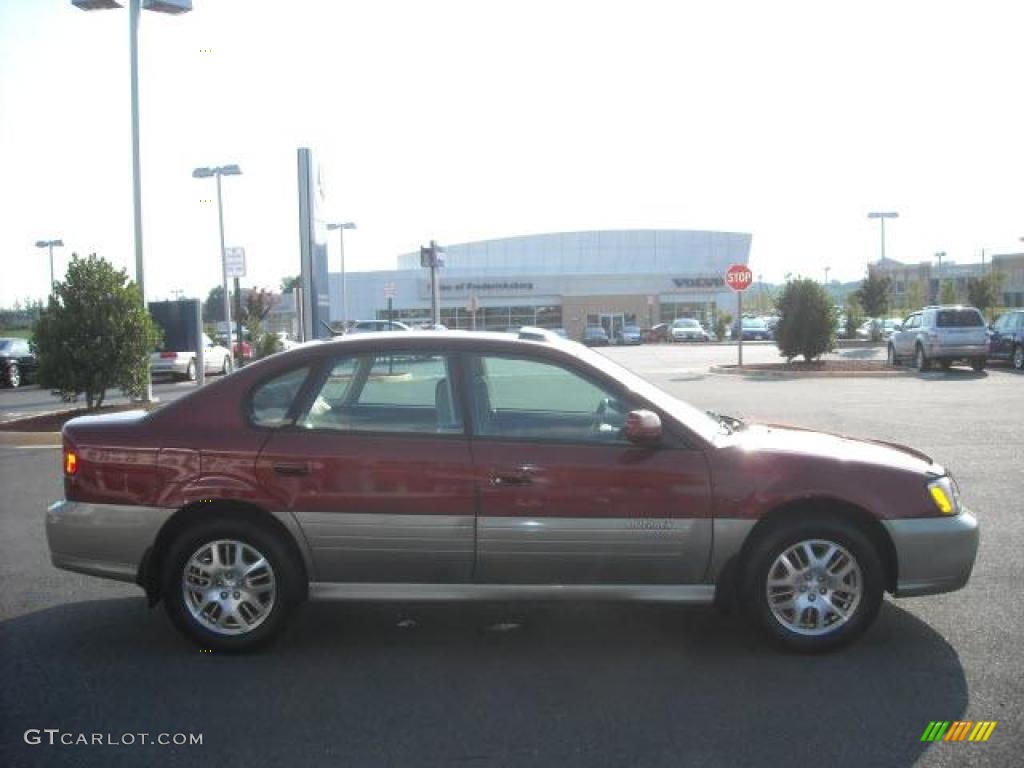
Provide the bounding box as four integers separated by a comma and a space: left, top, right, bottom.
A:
709, 360, 907, 378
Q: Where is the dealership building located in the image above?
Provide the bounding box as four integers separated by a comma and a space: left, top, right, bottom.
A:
328, 229, 751, 339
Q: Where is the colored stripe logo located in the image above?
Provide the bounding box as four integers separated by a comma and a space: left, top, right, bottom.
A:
921, 721, 997, 742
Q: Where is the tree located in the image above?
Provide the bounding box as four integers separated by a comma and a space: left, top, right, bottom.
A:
774, 278, 836, 362
280, 275, 300, 293
905, 279, 926, 313
967, 272, 1004, 319
843, 293, 863, 338
202, 285, 227, 324
940, 279, 957, 305
854, 268, 890, 319
243, 288, 282, 358
714, 312, 732, 342
32, 253, 161, 409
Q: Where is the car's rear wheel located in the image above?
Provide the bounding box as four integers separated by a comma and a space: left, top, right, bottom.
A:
163, 518, 302, 652
185, 360, 197, 382
1013, 345, 1024, 371
915, 345, 930, 372
970, 358, 986, 372
221, 355, 232, 375
5, 363, 20, 387
886, 344, 897, 366
742, 519, 884, 653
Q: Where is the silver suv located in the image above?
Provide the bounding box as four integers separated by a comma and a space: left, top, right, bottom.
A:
888, 306, 988, 372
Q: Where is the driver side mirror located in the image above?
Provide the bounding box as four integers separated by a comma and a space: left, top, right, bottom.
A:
624, 409, 662, 444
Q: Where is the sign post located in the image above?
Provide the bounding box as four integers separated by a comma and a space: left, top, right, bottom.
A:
225, 247, 246, 367
467, 294, 480, 331
725, 264, 754, 367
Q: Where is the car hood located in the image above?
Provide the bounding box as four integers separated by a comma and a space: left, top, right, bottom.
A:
727, 423, 941, 476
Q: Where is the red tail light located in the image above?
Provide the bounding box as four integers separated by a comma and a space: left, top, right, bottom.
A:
160, 351, 177, 359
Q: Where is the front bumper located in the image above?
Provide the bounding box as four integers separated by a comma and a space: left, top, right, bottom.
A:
46, 500, 173, 584
883, 510, 979, 597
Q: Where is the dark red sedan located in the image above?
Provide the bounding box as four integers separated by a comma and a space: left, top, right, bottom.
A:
46, 329, 978, 652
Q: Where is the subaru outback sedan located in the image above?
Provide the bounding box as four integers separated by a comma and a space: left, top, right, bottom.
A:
46, 329, 978, 653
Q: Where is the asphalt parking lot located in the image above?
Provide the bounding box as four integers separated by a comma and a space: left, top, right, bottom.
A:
1, 344, 1021, 767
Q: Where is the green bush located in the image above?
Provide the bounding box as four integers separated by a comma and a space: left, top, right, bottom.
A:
714, 313, 732, 341
773, 278, 836, 362
32, 254, 161, 409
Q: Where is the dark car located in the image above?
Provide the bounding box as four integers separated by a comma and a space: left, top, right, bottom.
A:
732, 317, 772, 341
644, 323, 671, 343
581, 325, 610, 346
988, 310, 1024, 370
0, 337, 36, 387
47, 329, 977, 653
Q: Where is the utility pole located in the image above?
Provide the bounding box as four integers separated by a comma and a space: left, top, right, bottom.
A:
420, 240, 444, 326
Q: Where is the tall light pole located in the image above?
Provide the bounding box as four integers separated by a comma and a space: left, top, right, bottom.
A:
73, 0, 192, 403
193, 164, 242, 350
327, 222, 356, 331
867, 211, 899, 263
823, 266, 831, 285
35, 239, 64, 295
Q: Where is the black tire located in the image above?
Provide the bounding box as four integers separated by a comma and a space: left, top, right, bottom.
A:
162, 517, 304, 652
970, 358, 986, 372
741, 518, 884, 653
886, 344, 897, 366
915, 345, 930, 372
5, 363, 19, 388
1013, 345, 1024, 371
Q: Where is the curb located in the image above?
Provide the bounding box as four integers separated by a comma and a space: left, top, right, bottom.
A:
708, 365, 908, 379
0, 431, 62, 446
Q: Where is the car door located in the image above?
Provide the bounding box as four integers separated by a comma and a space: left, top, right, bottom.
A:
255, 350, 475, 583
15, 340, 36, 380
465, 353, 712, 585
894, 313, 918, 356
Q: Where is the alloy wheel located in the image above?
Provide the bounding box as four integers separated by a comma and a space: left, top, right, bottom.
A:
8, 364, 19, 387
765, 539, 863, 636
1014, 346, 1023, 371
182, 539, 277, 636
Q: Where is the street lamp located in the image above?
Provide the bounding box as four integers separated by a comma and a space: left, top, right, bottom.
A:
35, 239, 64, 295
823, 266, 831, 285
867, 211, 899, 263
72, 0, 193, 403
327, 222, 356, 331
193, 164, 242, 354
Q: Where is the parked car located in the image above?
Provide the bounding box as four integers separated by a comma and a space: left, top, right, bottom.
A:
349, 320, 412, 333
0, 337, 36, 388
987, 309, 1024, 370
615, 324, 643, 345
888, 306, 989, 372
856, 318, 902, 341
149, 334, 233, 381
47, 329, 978, 653
732, 317, 771, 341
581, 325, 610, 346
644, 323, 671, 343
219, 335, 252, 361
670, 318, 713, 342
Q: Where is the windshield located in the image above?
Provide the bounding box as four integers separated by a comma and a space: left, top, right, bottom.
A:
673, 319, 699, 328
742, 319, 766, 329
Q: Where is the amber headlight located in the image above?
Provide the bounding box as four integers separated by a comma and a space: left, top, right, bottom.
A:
927, 476, 959, 516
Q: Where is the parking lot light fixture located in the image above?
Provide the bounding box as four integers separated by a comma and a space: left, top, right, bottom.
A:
867, 211, 899, 263
73, 0, 192, 403
35, 239, 65, 295
327, 222, 356, 331
193, 165, 243, 351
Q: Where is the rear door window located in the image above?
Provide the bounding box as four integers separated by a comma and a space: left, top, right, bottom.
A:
936, 309, 984, 328
250, 366, 312, 427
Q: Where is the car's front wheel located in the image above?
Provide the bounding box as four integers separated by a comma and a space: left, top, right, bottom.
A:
1013, 345, 1024, 371
742, 519, 884, 653
221, 354, 233, 375
915, 345, 930, 372
163, 518, 303, 652
5, 363, 20, 387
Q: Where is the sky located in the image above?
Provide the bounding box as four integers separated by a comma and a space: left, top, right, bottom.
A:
1, 0, 1022, 308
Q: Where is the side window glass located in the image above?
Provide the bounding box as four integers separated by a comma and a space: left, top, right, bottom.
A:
249, 366, 311, 427
470, 355, 630, 443
302, 353, 461, 434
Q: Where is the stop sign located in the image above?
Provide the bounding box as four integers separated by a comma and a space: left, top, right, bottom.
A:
725, 264, 753, 292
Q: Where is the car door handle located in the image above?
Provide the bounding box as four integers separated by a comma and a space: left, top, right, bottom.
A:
273, 462, 311, 477
489, 466, 536, 486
